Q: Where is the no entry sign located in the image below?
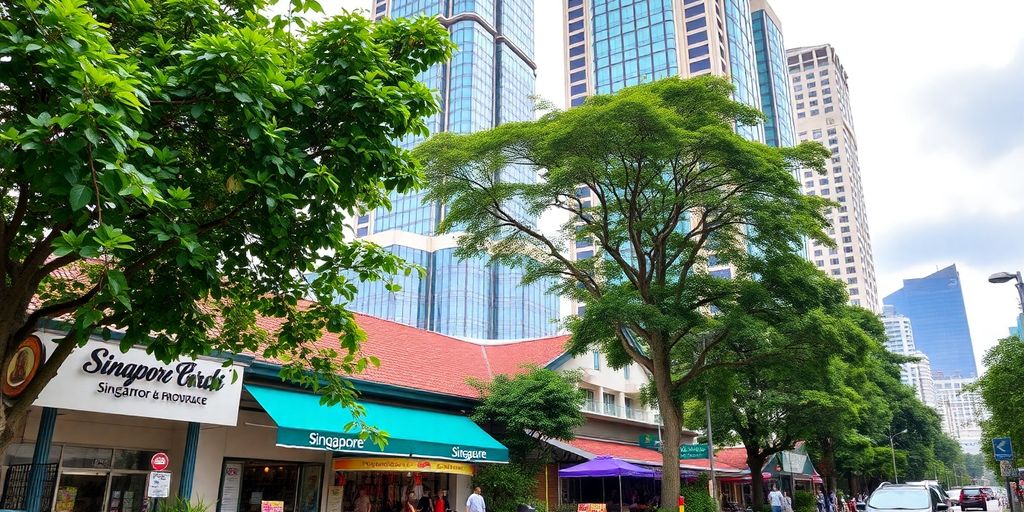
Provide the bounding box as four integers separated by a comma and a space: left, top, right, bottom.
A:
151, 452, 169, 471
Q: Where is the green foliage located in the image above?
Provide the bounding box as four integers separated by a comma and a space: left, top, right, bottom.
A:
794, 492, 815, 512
157, 498, 210, 512
473, 462, 541, 512
0, 0, 455, 446
417, 75, 832, 506
470, 366, 585, 462
680, 483, 714, 512
971, 336, 1024, 474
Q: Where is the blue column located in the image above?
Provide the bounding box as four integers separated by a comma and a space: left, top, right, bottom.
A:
25, 407, 57, 512
177, 422, 200, 500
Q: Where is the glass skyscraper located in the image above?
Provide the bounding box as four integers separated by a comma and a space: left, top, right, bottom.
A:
564, 0, 768, 144
883, 264, 978, 378
750, 0, 795, 148
353, 0, 560, 339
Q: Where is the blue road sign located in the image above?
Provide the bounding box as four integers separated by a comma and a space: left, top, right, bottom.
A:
993, 437, 1013, 461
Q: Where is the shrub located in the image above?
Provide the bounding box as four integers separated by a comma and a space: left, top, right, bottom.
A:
680, 483, 715, 512
473, 462, 541, 512
156, 498, 210, 512
794, 491, 816, 512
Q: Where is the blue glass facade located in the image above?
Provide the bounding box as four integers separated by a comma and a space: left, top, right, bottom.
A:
355, 0, 560, 340
590, 0, 679, 95
751, 9, 795, 148
883, 265, 979, 378
722, 0, 763, 141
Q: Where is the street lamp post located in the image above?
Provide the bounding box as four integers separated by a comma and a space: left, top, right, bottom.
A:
889, 429, 908, 484
988, 271, 1024, 311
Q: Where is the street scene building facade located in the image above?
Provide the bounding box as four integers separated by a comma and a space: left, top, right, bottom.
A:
787, 44, 880, 313
350, 0, 560, 340
882, 306, 936, 407
883, 264, 978, 378
933, 374, 987, 455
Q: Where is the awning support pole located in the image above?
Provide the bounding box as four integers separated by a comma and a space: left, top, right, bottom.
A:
619, 476, 623, 512
25, 407, 57, 512
178, 422, 201, 499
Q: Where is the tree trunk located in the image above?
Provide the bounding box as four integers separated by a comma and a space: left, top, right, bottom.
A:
819, 437, 836, 494
747, 452, 768, 510
652, 352, 683, 510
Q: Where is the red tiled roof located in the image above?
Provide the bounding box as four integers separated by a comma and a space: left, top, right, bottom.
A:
714, 447, 750, 471
255, 312, 570, 399
560, 438, 745, 474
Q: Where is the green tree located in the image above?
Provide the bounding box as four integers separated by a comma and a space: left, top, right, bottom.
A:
470, 366, 586, 462
0, 0, 454, 450
471, 367, 585, 512
416, 76, 831, 505
686, 260, 881, 507
971, 336, 1024, 474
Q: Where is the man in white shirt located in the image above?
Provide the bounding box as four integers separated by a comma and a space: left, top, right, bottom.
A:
467, 487, 486, 512
769, 487, 785, 512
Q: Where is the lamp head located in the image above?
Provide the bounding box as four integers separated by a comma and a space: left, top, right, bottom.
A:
989, 272, 1016, 284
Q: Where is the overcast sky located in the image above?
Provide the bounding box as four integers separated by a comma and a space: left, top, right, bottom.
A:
325, 0, 1024, 372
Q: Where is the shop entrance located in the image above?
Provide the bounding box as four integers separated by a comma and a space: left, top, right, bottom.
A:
219, 460, 323, 512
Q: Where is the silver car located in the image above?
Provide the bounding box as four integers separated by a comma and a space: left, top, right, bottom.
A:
858, 484, 949, 512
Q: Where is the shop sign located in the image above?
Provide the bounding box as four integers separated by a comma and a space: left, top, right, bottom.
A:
332, 457, 475, 476
221, 463, 243, 512
147, 471, 172, 498
679, 444, 708, 459
2, 335, 44, 398
33, 333, 244, 426
278, 428, 498, 462
639, 434, 660, 451
151, 452, 169, 471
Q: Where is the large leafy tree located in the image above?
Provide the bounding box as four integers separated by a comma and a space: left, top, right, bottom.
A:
0, 0, 454, 450
972, 336, 1024, 473
686, 256, 878, 507
415, 76, 831, 504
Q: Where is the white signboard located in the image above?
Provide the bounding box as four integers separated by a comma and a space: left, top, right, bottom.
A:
147, 471, 172, 498
326, 486, 344, 512
34, 332, 244, 425
221, 462, 243, 512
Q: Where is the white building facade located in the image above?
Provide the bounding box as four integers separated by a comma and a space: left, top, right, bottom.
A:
882, 306, 936, 407
933, 374, 988, 454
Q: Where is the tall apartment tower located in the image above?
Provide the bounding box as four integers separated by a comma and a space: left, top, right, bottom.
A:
884, 264, 978, 378
354, 0, 560, 339
786, 45, 880, 312
882, 306, 937, 407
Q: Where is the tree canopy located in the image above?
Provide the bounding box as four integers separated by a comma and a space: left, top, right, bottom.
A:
416, 76, 832, 505
972, 335, 1024, 473
0, 0, 454, 449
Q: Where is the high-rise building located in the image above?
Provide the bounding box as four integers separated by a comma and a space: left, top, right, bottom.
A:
563, 0, 765, 142
353, 0, 560, 339
883, 264, 978, 378
934, 374, 987, 454
563, 0, 795, 285
750, 0, 795, 148
787, 45, 880, 312
882, 306, 936, 407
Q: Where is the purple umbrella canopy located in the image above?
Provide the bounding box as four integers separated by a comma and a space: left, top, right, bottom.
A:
558, 456, 660, 478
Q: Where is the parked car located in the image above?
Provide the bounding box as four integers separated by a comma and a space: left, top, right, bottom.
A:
858, 483, 949, 512
907, 481, 952, 508
959, 487, 993, 511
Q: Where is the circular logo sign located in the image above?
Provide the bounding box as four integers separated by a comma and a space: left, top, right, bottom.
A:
3, 335, 45, 398
151, 452, 169, 471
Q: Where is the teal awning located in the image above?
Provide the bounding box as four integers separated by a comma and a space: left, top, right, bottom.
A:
246, 385, 508, 463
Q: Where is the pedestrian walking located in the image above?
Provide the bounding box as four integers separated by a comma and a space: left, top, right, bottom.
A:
467, 487, 486, 512
769, 486, 785, 512
783, 492, 794, 512
816, 491, 825, 512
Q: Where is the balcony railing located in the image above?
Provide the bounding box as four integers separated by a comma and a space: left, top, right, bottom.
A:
580, 400, 654, 423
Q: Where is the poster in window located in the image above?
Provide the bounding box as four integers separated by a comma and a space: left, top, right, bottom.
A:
220, 462, 243, 512
55, 487, 77, 512
298, 464, 323, 512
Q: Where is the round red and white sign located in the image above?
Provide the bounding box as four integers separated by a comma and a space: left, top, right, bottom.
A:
150, 452, 169, 471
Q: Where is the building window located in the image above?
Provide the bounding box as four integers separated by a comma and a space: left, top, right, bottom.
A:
356, 226, 368, 237
592, 350, 600, 370
624, 365, 631, 380
603, 393, 616, 415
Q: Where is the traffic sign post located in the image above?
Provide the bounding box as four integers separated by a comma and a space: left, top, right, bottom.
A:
150, 452, 170, 471
994, 438, 1014, 461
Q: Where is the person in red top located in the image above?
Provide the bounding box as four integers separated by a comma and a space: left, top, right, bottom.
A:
436, 490, 447, 512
